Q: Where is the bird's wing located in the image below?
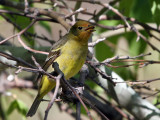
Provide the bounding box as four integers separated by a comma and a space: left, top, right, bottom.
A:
43, 34, 68, 70
36, 34, 68, 82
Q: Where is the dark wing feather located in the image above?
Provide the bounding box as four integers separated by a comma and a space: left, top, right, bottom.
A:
43, 50, 61, 71
35, 34, 68, 82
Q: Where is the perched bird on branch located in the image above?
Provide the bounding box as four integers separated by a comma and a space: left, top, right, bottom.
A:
27, 20, 95, 117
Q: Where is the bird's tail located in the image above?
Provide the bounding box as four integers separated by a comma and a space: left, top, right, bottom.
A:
26, 95, 41, 117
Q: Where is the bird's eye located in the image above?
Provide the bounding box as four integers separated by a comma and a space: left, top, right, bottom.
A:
78, 26, 83, 30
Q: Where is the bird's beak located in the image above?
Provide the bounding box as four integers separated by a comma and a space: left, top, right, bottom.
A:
85, 25, 95, 32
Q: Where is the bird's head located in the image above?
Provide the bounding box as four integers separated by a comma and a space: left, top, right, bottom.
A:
69, 20, 95, 45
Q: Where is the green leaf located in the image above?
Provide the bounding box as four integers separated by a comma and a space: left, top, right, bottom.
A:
153, 93, 160, 109
97, 20, 119, 33
128, 31, 147, 56
152, 2, 160, 26
0, 5, 5, 20
119, 0, 134, 16
7, 100, 17, 115
130, 0, 153, 22
95, 20, 120, 62
95, 42, 111, 62
7, 99, 28, 117
151, 1, 157, 14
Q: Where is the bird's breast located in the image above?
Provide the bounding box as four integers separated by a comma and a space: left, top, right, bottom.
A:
54, 40, 88, 80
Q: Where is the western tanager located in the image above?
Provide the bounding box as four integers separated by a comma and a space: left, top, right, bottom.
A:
26, 20, 95, 117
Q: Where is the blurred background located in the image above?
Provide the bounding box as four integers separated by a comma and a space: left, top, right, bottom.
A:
0, 0, 160, 120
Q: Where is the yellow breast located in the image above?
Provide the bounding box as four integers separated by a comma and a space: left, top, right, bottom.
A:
47, 39, 88, 80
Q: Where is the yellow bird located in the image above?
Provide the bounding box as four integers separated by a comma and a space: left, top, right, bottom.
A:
27, 20, 95, 117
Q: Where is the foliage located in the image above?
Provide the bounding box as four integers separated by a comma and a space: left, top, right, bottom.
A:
0, 0, 160, 120
7, 99, 28, 118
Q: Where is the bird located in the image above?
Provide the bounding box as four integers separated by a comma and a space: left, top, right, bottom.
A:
26, 20, 95, 117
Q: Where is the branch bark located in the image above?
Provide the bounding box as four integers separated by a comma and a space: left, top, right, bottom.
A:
97, 66, 160, 120
0, 0, 70, 30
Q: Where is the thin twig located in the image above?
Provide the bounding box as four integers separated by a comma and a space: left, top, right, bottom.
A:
143, 91, 160, 99
0, 9, 57, 22
44, 73, 61, 120
17, 36, 48, 55
0, 51, 34, 68
115, 78, 160, 85
101, 3, 131, 29
76, 101, 81, 120
131, 25, 160, 53
85, 85, 131, 120
81, 95, 110, 120
0, 0, 71, 30
0, 13, 54, 44
62, 77, 93, 120
60, 0, 75, 23
87, 62, 115, 85
65, 8, 86, 19
52, 62, 93, 120
88, 38, 106, 47
0, 15, 49, 55
24, 0, 29, 13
